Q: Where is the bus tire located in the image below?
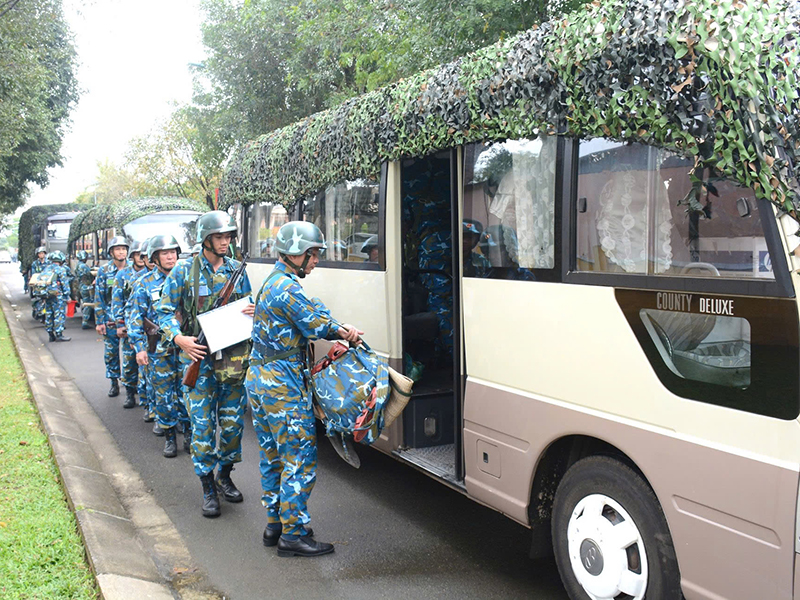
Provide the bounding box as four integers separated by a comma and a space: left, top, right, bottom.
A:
551, 455, 681, 600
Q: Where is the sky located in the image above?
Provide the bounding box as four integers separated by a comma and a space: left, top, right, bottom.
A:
24, 0, 206, 211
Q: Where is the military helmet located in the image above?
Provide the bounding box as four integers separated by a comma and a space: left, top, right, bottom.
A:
76, 249, 89, 262
50, 251, 66, 264
148, 234, 181, 261
191, 243, 202, 256
274, 221, 327, 256
107, 236, 129, 252
129, 240, 143, 256
139, 238, 151, 260
360, 235, 378, 253
196, 210, 237, 244
36, 246, 46, 255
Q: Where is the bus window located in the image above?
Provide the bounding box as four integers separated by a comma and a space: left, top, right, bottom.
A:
463, 136, 557, 279
302, 179, 380, 264
576, 140, 773, 279
247, 202, 288, 259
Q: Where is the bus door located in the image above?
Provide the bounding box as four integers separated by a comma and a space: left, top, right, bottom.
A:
394, 150, 464, 485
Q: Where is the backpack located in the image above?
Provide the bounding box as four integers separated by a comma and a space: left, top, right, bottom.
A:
306, 340, 390, 445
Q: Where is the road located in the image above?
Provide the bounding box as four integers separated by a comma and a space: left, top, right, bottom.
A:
1, 263, 567, 600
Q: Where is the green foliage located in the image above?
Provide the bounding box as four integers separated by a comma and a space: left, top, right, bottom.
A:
0, 312, 97, 600
0, 0, 79, 215
221, 0, 800, 221
67, 197, 209, 248
17, 204, 85, 273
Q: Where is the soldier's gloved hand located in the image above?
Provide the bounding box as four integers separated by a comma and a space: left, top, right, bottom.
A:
337, 324, 364, 344
96, 323, 106, 336
136, 351, 149, 366
175, 334, 207, 362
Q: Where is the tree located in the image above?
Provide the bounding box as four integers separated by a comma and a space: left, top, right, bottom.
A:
0, 0, 79, 215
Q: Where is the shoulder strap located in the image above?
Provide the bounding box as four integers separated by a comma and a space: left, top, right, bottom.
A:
254, 269, 288, 308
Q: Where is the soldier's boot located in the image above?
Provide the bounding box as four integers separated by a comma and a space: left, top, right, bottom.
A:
276, 536, 334, 558
122, 386, 136, 409
48, 331, 56, 342
163, 427, 177, 458
263, 525, 313, 547
55, 332, 71, 342
200, 473, 220, 518
182, 424, 192, 454
153, 422, 165, 436
107, 378, 119, 397
216, 464, 243, 503
143, 409, 154, 423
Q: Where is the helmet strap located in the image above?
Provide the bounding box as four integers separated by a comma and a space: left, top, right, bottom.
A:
280, 252, 310, 278
203, 238, 231, 259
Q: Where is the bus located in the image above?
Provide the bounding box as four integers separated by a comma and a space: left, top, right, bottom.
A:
67, 197, 208, 268
18, 203, 85, 284
220, 1, 800, 598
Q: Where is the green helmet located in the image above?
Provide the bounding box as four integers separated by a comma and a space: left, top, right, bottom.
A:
274, 221, 327, 256
108, 236, 129, 252
50, 251, 65, 264
76, 250, 89, 262
196, 210, 237, 244
191, 243, 202, 255
139, 238, 151, 260
129, 240, 143, 256
36, 246, 46, 256
148, 234, 181, 261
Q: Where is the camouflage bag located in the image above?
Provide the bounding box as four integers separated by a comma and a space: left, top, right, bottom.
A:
306, 340, 390, 445
213, 339, 252, 384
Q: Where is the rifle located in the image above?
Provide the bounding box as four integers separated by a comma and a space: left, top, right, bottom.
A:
182, 253, 249, 388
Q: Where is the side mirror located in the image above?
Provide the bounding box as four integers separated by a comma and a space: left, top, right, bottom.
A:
736, 197, 752, 218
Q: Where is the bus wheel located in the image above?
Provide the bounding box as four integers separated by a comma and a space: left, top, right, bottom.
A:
551, 455, 681, 600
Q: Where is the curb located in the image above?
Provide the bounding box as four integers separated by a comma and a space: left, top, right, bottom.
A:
0, 291, 223, 599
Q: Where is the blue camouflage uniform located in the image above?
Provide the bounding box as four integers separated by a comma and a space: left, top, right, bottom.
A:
111, 264, 147, 391
245, 261, 337, 536
156, 255, 252, 477
42, 263, 71, 335
30, 257, 49, 320
94, 262, 124, 381
74, 261, 96, 327
129, 268, 188, 432
127, 267, 153, 410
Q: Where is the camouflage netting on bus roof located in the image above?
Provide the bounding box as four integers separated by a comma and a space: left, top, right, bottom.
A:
67, 197, 208, 247
18, 203, 85, 273
221, 0, 800, 219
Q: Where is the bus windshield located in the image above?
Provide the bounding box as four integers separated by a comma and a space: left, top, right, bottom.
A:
123, 211, 201, 253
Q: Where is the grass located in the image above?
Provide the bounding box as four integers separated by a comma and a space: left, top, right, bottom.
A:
0, 310, 97, 599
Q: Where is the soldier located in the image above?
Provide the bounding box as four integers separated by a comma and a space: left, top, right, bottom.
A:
94, 236, 130, 398
112, 241, 147, 409
130, 235, 190, 457
30, 246, 49, 322
42, 251, 71, 342
74, 250, 96, 330
134, 238, 157, 425
156, 210, 253, 518
246, 221, 362, 558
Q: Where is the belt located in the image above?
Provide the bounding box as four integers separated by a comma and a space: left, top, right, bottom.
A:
249, 342, 304, 367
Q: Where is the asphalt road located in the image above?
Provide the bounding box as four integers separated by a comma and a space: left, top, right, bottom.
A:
2, 263, 568, 600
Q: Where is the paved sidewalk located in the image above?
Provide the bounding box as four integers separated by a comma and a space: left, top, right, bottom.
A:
0, 291, 223, 600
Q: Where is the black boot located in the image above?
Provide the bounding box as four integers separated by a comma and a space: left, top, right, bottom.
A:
263, 525, 314, 547
200, 473, 220, 518
123, 386, 136, 408
276, 535, 334, 558
183, 424, 192, 454
48, 331, 55, 342
163, 427, 177, 458
54, 332, 71, 342
216, 464, 244, 503
153, 422, 165, 436
107, 378, 119, 397
143, 409, 154, 423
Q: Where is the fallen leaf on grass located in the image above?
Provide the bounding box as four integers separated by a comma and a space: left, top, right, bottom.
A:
18, 441, 28, 446
0, 522, 7, 528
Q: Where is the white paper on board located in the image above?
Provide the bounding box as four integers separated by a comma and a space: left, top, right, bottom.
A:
196, 296, 254, 354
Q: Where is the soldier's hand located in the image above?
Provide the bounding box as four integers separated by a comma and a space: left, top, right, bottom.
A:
241, 302, 255, 317
117, 327, 127, 338
96, 323, 106, 336
136, 351, 149, 366
175, 334, 206, 362
337, 324, 363, 344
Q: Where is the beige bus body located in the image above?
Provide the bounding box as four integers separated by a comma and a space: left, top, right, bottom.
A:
242, 157, 800, 599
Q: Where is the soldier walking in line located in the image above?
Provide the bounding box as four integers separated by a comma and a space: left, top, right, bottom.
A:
156, 211, 253, 518
246, 221, 362, 558
30, 246, 49, 322
42, 251, 72, 343
132, 238, 157, 427
74, 250, 96, 330
112, 241, 147, 409
94, 236, 130, 398
129, 235, 191, 458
